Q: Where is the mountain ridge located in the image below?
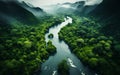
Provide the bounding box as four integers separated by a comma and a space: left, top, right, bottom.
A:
89, 0, 120, 40
0, 0, 39, 25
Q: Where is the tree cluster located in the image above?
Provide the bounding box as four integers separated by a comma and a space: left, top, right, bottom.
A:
0, 16, 61, 75
59, 16, 120, 75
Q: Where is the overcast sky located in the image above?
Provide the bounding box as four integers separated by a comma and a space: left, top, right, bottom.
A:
19, 0, 103, 7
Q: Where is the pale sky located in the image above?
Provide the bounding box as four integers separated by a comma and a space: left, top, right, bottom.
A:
19, 0, 103, 7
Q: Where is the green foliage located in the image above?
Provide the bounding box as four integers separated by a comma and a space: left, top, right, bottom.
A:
89, 38, 97, 44
0, 15, 61, 75
76, 38, 84, 45
114, 44, 120, 52
88, 58, 98, 68
24, 40, 32, 48
46, 40, 56, 54
48, 33, 54, 38
58, 60, 69, 75
59, 16, 120, 75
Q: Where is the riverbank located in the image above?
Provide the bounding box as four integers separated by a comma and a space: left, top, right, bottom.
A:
0, 15, 63, 75
59, 16, 120, 75
40, 16, 95, 75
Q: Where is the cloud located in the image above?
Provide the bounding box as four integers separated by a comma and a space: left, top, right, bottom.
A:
85, 0, 103, 5
19, 0, 83, 7
18, 0, 102, 7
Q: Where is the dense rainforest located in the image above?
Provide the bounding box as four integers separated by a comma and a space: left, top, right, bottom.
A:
0, 0, 63, 74
59, 0, 120, 75
0, 0, 120, 75
59, 16, 120, 75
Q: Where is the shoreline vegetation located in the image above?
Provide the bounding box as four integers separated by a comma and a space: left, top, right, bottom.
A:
59, 16, 120, 75
58, 60, 70, 75
0, 0, 120, 75
0, 15, 63, 75
48, 33, 54, 38
1, 14, 120, 75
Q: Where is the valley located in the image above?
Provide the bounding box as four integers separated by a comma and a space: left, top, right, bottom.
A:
0, 0, 120, 75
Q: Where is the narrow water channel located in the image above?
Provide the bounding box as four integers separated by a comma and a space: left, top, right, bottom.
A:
40, 16, 96, 75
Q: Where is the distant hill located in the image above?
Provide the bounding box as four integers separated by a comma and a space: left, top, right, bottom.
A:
64, 1, 97, 15
89, 0, 120, 22
0, 0, 39, 25
21, 1, 46, 17
89, 0, 120, 40
90, 0, 120, 17
51, 1, 85, 15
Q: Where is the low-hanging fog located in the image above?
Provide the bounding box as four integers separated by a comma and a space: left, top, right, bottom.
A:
18, 0, 103, 14
19, 0, 103, 7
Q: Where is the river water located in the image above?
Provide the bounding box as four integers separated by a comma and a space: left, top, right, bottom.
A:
40, 17, 96, 75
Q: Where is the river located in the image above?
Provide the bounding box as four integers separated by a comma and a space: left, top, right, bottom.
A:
40, 16, 96, 75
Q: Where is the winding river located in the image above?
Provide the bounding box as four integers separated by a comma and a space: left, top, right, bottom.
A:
40, 17, 96, 75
